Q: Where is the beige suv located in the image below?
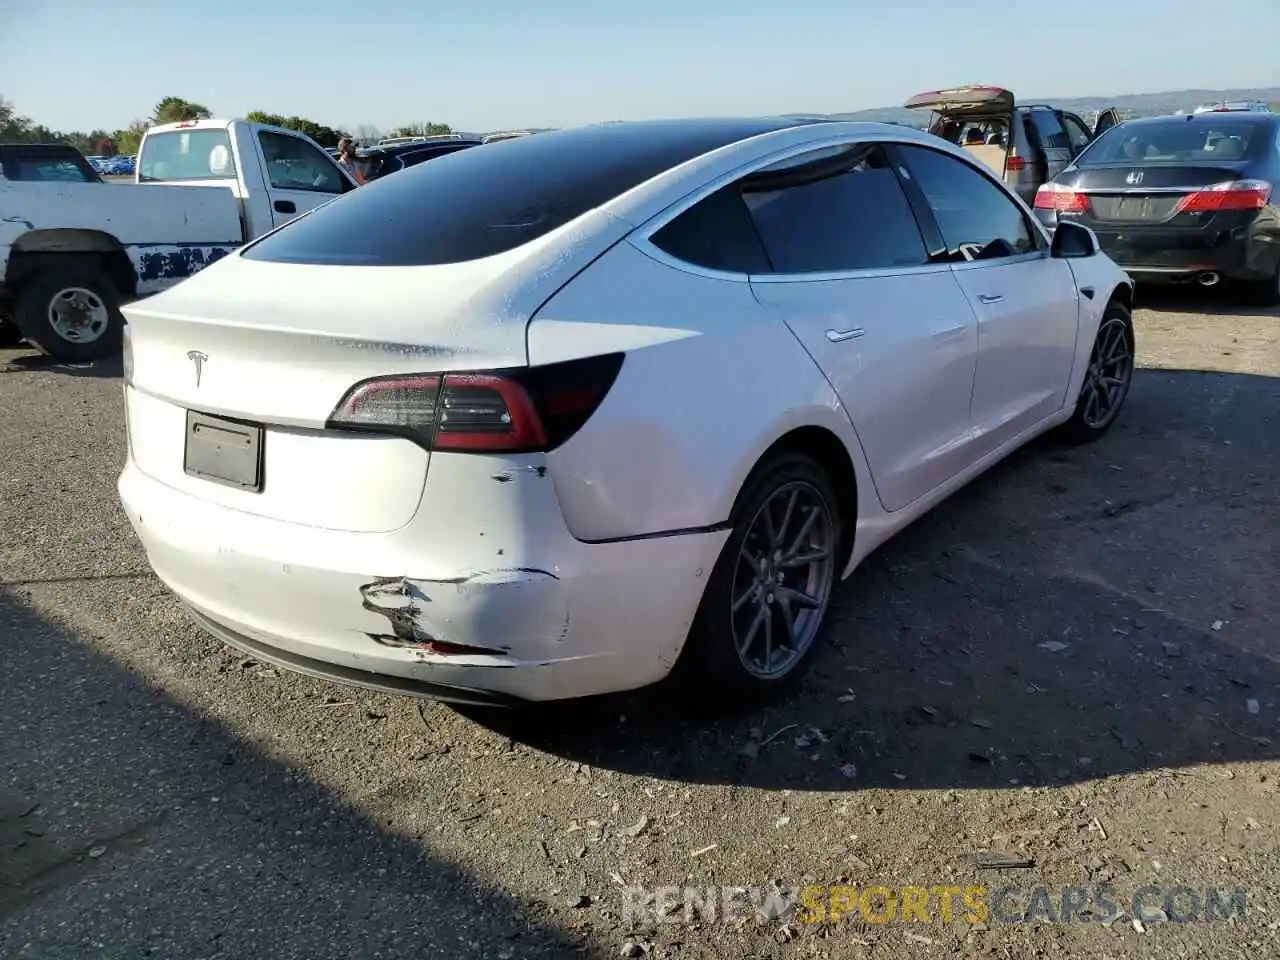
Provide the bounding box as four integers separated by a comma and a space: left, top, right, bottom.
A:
904, 85, 1120, 205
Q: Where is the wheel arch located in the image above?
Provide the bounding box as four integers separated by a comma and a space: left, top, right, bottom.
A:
728, 423, 860, 573
8, 229, 137, 298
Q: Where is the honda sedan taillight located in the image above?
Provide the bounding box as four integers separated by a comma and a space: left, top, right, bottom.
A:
327, 353, 624, 454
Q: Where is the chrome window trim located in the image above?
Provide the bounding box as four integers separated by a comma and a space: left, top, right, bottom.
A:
631, 132, 1044, 284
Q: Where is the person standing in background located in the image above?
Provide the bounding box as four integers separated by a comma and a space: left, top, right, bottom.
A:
336, 138, 365, 184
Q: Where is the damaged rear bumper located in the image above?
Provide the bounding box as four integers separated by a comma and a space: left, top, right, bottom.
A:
188, 606, 523, 707
119, 449, 728, 702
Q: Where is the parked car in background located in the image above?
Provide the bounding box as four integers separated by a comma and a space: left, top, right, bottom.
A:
118, 117, 1133, 708
0, 143, 103, 183
0, 120, 356, 360
1033, 111, 1280, 303
905, 85, 1120, 204
481, 131, 532, 144
356, 137, 482, 182
1193, 100, 1271, 114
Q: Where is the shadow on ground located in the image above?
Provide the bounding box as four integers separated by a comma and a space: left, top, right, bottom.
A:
0, 593, 589, 959
0, 351, 124, 380
1135, 284, 1279, 318
464, 367, 1280, 792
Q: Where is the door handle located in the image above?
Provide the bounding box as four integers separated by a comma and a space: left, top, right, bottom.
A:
977, 293, 1004, 305
274, 200, 297, 214
825, 327, 865, 343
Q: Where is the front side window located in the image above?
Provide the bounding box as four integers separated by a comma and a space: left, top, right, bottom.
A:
258, 131, 345, 194
139, 129, 237, 182
895, 145, 1037, 261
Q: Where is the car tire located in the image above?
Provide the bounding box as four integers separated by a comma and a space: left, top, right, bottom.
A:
1056, 301, 1135, 445
14, 263, 125, 363
673, 452, 844, 708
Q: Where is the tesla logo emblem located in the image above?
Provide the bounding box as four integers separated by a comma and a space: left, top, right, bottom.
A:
186, 350, 208, 387
1125, 170, 1144, 185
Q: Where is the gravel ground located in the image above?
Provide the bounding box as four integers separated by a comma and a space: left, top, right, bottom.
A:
1, 289, 1277, 959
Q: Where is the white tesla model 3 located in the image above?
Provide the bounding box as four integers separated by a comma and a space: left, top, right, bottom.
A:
118, 117, 1134, 707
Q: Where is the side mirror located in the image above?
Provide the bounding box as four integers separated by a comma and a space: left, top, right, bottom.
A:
1050, 220, 1099, 259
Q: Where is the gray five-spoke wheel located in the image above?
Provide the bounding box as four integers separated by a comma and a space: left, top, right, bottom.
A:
729, 480, 836, 680
1079, 315, 1133, 430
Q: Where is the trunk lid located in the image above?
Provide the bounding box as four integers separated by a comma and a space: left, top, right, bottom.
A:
1058, 163, 1253, 226
904, 85, 1015, 115
122, 213, 618, 425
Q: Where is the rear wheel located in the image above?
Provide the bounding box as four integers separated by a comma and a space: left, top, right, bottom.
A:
1056, 302, 1135, 445
675, 453, 842, 706
13, 264, 125, 363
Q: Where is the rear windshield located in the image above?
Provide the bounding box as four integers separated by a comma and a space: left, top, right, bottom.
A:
241, 118, 803, 266
1077, 119, 1270, 165
139, 129, 237, 181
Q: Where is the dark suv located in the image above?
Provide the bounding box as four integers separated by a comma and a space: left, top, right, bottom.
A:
0, 143, 103, 183
905, 86, 1120, 205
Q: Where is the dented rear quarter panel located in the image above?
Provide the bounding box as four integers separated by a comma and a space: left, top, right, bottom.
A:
0, 180, 244, 293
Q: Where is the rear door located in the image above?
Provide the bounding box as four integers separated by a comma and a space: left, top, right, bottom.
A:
251, 127, 356, 228
1026, 109, 1075, 181
741, 141, 983, 512
892, 143, 1080, 454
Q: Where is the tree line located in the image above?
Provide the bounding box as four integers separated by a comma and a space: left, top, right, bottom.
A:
1, 94, 454, 156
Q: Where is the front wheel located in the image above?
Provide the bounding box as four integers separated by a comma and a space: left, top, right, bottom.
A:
1056, 302, 1135, 445
674, 453, 843, 706
13, 264, 125, 363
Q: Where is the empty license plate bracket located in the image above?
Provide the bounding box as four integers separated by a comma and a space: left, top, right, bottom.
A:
184, 410, 264, 492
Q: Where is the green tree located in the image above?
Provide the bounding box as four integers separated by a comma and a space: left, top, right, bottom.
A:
152, 96, 212, 125
391, 122, 452, 138
246, 110, 349, 148
113, 120, 151, 155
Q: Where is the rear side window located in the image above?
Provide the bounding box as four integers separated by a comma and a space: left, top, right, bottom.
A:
649, 185, 771, 274
139, 129, 237, 181
740, 144, 929, 273
1028, 110, 1071, 150
243, 118, 801, 266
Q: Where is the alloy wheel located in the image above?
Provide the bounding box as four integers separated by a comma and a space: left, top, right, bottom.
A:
729, 480, 836, 680
1079, 315, 1134, 430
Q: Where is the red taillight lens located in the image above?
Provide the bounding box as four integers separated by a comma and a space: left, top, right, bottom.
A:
327, 353, 624, 454
1175, 179, 1272, 213
1005, 155, 1026, 173
1034, 183, 1089, 212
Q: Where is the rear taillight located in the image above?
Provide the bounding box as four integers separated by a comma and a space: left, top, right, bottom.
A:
327, 353, 624, 454
1005, 156, 1026, 173
1034, 182, 1089, 212
1175, 179, 1272, 213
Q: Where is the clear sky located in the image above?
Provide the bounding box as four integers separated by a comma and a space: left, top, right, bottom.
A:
2, 0, 1275, 134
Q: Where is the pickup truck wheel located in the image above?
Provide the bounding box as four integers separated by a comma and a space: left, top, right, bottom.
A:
14, 266, 124, 363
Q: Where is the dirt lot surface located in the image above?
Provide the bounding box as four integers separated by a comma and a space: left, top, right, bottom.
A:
1, 290, 1277, 959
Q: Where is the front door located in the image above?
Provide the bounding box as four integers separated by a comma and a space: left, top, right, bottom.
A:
893, 143, 1081, 455
739, 142, 981, 513
252, 128, 354, 228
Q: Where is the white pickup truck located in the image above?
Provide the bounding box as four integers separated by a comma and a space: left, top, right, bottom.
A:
0, 119, 357, 361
